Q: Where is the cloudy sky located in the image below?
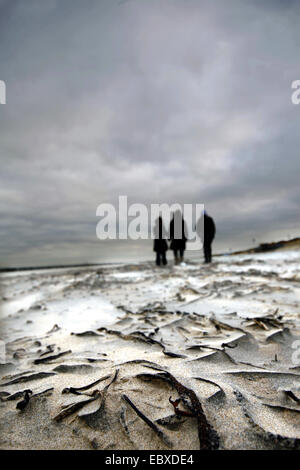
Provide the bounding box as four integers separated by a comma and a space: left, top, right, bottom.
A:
1, 0, 300, 267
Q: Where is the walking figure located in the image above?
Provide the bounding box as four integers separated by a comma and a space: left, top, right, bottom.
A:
169, 210, 188, 264
197, 211, 216, 263
153, 216, 168, 266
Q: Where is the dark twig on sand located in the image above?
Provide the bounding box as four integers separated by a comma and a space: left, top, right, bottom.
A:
122, 394, 173, 448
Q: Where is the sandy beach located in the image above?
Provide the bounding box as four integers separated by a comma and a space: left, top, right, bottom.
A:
0, 250, 300, 450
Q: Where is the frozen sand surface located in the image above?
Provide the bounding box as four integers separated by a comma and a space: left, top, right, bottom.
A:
0, 251, 300, 449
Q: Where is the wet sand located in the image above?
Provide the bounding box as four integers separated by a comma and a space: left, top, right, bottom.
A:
0, 251, 300, 450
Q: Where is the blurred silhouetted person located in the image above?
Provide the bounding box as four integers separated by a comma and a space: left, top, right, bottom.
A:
153, 216, 168, 266
169, 210, 188, 264
197, 211, 216, 263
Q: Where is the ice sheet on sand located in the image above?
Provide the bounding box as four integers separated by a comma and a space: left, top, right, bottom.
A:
0, 294, 121, 341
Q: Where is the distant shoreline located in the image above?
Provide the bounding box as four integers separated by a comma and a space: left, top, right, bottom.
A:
0, 262, 113, 273
1, 237, 299, 273
229, 236, 300, 256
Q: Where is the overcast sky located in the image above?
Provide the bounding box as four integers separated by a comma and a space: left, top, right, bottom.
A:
0, 0, 300, 267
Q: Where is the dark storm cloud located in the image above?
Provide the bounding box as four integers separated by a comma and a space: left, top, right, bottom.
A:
0, 0, 299, 266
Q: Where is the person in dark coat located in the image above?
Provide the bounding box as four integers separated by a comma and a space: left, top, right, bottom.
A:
153, 216, 168, 266
197, 211, 216, 263
169, 210, 188, 264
